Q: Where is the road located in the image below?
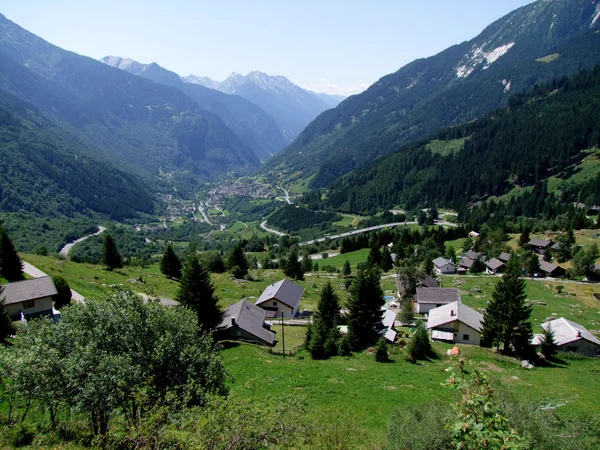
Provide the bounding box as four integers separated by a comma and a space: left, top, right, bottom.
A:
281, 187, 292, 205
260, 220, 286, 237
197, 202, 212, 225
300, 221, 419, 246
22, 261, 85, 304
59, 225, 105, 259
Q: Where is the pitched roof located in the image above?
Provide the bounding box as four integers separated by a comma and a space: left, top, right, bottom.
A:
459, 257, 475, 268
416, 287, 461, 305
485, 258, 505, 271
464, 250, 483, 260
433, 257, 455, 268
396, 274, 439, 295
529, 238, 552, 248
382, 308, 397, 342
533, 317, 600, 347
220, 300, 276, 346
256, 279, 304, 310
427, 301, 483, 332
539, 260, 561, 274
1, 276, 57, 306
498, 252, 512, 262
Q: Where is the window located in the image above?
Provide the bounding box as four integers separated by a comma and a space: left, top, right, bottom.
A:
272, 301, 277, 306
23, 300, 35, 309
463, 334, 469, 341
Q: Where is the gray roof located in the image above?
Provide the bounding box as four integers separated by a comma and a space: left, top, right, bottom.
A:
532, 317, 600, 347
464, 250, 483, 260
416, 287, 461, 305
256, 279, 304, 310
432, 257, 455, 268
539, 260, 561, 274
1, 276, 57, 306
459, 257, 475, 268
529, 238, 552, 248
498, 252, 511, 262
396, 274, 439, 295
485, 258, 505, 271
427, 301, 483, 332
220, 300, 276, 345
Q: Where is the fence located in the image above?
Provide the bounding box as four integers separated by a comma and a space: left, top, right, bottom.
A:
269, 344, 304, 356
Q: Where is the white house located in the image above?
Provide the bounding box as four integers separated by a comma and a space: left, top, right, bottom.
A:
532, 317, 600, 357
432, 257, 457, 275
415, 287, 461, 315
1, 276, 57, 320
255, 279, 304, 319
427, 301, 483, 345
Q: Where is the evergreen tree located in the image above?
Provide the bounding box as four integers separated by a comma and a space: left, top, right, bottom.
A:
226, 242, 249, 279
480, 259, 533, 355
346, 266, 385, 350
539, 323, 559, 360
407, 323, 432, 361
367, 244, 382, 268
0, 229, 24, 281
399, 293, 414, 324
301, 253, 313, 274
309, 282, 341, 360
101, 234, 123, 270
0, 287, 15, 343
470, 257, 485, 274
397, 260, 424, 295
543, 248, 553, 262
160, 243, 182, 279
381, 247, 393, 272
52, 275, 72, 309
523, 251, 540, 276
424, 258, 434, 276
375, 337, 389, 362
518, 227, 531, 248
338, 333, 352, 356
342, 260, 351, 277
176, 254, 223, 332
445, 245, 456, 263
312, 261, 319, 272
282, 246, 304, 281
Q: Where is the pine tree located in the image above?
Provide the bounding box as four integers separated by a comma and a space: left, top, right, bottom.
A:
342, 260, 351, 277
0, 229, 24, 281
539, 323, 558, 359
301, 253, 313, 274
407, 323, 432, 361
52, 275, 72, 309
346, 266, 385, 350
470, 257, 485, 274
366, 244, 382, 268
480, 259, 533, 355
523, 251, 540, 276
282, 246, 304, 281
176, 254, 223, 332
160, 243, 182, 279
399, 293, 414, 324
381, 248, 393, 272
226, 242, 249, 279
375, 337, 389, 362
101, 234, 123, 270
518, 227, 531, 248
309, 282, 341, 359
0, 287, 15, 343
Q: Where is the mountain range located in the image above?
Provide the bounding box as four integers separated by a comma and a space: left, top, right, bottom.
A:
265, 0, 600, 188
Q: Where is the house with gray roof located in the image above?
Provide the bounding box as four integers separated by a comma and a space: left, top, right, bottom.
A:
485, 258, 505, 275
396, 274, 438, 297
1, 276, 57, 320
529, 238, 553, 254
539, 260, 565, 278
415, 287, 461, 314
532, 317, 600, 357
427, 301, 483, 345
432, 257, 457, 275
498, 252, 511, 263
256, 279, 304, 318
218, 300, 276, 347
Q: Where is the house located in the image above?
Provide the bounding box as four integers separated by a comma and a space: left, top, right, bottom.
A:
427, 301, 483, 345
469, 231, 480, 238
485, 258, 505, 275
415, 287, 461, 314
532, 317, 600, 357
498, 252, 511, 263
463, 250, 483, 261
382, 308, 397, 342
256, 279, 304, 318
432, 257, 457, 275
1, 276, 57, 320
396, 274, 439, 298
218, 300, 276, 347
529, 238, 553, 255
459, 257, 475, 272
539, 260, 565, 278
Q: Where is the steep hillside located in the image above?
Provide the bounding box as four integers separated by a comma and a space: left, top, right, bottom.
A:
101, 56, 287, 160
0, 13, 259, 179
266, 0, 600, 188
304, 66, 600, 220
185, 71, 343, 142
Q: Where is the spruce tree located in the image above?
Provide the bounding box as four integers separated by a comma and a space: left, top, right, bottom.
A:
0, 287, 15, 343
381, 248, 393, 272
480, 259, 533, 355
518, 227, 531, 248
539, 323, 558, 360
282, 246, 304, 281
342, 260, 351, 277
52, 275, 72, 309
0, 229, 24, 281
226, 242, 249, 279
470, 257, 485, 274
176, 254, 223, 332
375, 337, 389, 362
309, 281, 341, 359
101, 234, 123, 270
301, 253, 313, 274
160, 243, 182, 279
346, 266, 385, 350
407, 323, 432, 361
399, 293, 414, 324
367, 244, 382, 268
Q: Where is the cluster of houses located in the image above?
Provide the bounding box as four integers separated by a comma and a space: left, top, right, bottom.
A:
433, 239, 565, 278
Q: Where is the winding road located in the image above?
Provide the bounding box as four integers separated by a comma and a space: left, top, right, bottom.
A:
59, 226, 105, 260
281, 187, 292, 205
260, 220, 286, 237
197, 202, 212, 225
22, 261, 85, 304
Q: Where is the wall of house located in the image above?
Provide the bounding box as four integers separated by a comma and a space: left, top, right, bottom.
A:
436, 264, 456, 275
558, 339, 600, 357
258, 299, 294, 318
5, 296, 53, 320
221, 326, 274, 347
455, 322, 481, 346
417, 303, 446, 315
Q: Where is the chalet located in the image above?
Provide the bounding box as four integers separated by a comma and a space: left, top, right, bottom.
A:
415, 287, 461, 314
219, 300, 276, 347
532, 318, 600, 357
459, 257, 475, 272
539, 260, 565, 278
396, 274, 438, 298
498, 252, 512, 263
432, 257, 457, 275
529, 238, 553, 255
463, 250, 483, 261
1, 276, 57, 320
485, 258, 505, 275
256, 279, 304, 318
427, 301, 483, 345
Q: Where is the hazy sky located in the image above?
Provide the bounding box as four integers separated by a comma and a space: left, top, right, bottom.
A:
2, 1, 533, 96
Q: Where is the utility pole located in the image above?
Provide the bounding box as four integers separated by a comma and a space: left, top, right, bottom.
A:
281, 310, 285, 357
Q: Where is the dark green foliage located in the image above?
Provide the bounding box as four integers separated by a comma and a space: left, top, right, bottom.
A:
374, 337, 389, 362
519, 228, 531, 248
177, 253, 223, 332
282, 246, 304, 281
101, 234, 123, 270
385, 401, 452, 450
407, 323, 432, 361
309, 282, 341, 359
367, 244, 382, 268
469, 257, 486, 274
481, 259, 533, 355
399, 293, 415, 325
312, 261, 319, 272
51, 275, 71, 309
523, 251, 541, 276
0, 287, 15, 342
338, 333, 352, 356
396, 260, 424, 296
0, 228, 23, 281
539, 323, 559, 360
226, 242, 249, 279
554, 233, 573, 262
301, 253, 313, 274
572, 244, 599, 279
342, 260, 351, 276
160, 244, 182, 279
200, 250, 226, 273
222, 196, 279, 223
267, 205, 341, 232
346, 265, 385, 350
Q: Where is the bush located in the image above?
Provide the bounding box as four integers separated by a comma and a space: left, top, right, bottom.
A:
385, 402, 452, 450
407, 323, 432, 360
375, 337, 389, 362
338, 334, 352, 356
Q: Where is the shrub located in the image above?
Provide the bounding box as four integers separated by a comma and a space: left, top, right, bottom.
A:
375, 337, 389, 362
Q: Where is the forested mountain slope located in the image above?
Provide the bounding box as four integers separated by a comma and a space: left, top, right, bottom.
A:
266, 0, 600, 188
304, 66, 600, 219
0, 13, 259, 179
101, 56, 287, 161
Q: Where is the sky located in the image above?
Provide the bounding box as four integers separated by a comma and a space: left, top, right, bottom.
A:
2, 0, 534, 96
